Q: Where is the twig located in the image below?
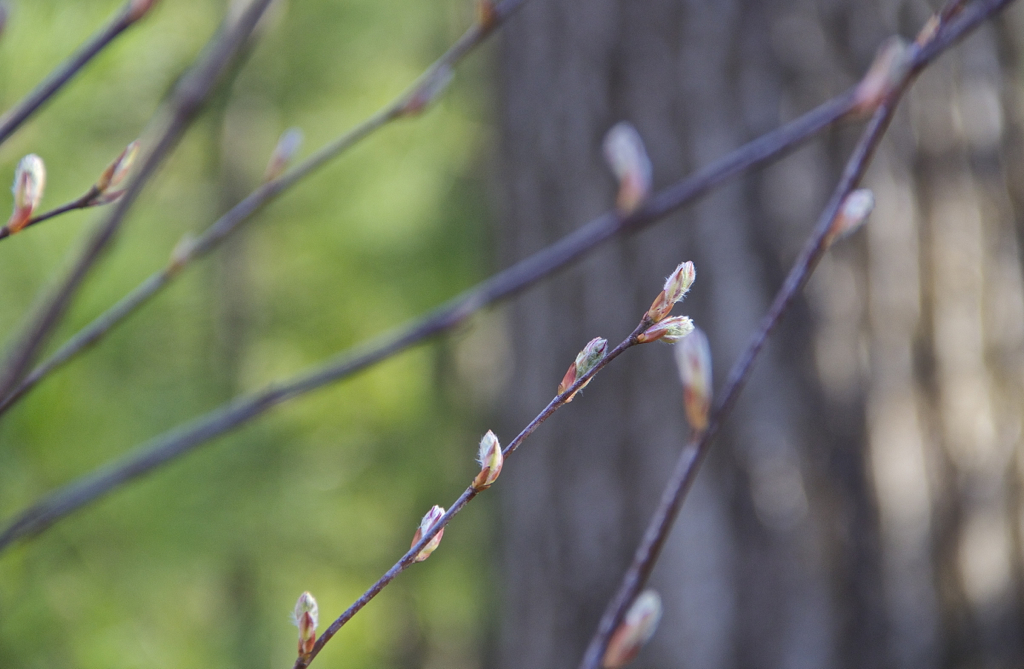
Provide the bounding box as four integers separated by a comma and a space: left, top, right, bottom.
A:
0, 1, 152, 147
0, 0, 1000, 551
294, 321, 651, 669
576, 2, 1014, 666
0, 0, 530, 418
0, 86, 857, 551
0, 0, 274, 409
0, 187, 101, 240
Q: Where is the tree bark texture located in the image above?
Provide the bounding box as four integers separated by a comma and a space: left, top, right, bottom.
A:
496, 2, 1024, 668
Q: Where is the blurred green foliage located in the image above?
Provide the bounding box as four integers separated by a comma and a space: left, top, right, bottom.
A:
0, 1, 500, 667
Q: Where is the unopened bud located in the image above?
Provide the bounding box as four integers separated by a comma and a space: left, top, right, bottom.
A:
558, 337, 608, 401
127, 0, 160, 22
637, 315, 694, 344
826, 189, 874, 246
168, 233, 197, 275
477, 0, 498, 32
264, 128, 303, 182
292, 591, 319, 658
472, 430, 503, 490
411, 505, 445, 562
648, 261, 695, 322
603, 122, 652, 215
674, 327, 712, 432
401, 65, 454, 116
853, 37, 912, 114
94, 140, 139, 201
602, 590, 663, 669
7, 154, 45, 234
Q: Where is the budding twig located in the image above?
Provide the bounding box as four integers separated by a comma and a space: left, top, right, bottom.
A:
0, 0, 1001, 552
0, 1, 155, 147
576, 2, 1015, 663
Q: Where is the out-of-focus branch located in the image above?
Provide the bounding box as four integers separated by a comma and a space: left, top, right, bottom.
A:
0, 0, 157, 147
0, 0, 529, 418
0, 0, 1003, 552
576, 2, 1014, 666
0, 86, 857, 552
0, 0, 273, 411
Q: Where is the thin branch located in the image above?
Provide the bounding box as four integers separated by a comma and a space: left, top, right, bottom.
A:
0, 0, 1000, 551
0, 187, 102, 240
0, 0, 273, 410
0, 1, 151, 148
0, 85, 858, 552
576, 2, 1014, 667
0, 0, 530, 418
294, 321, 652, 669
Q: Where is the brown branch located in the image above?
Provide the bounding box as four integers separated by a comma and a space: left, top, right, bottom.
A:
576, 1, 1015, 667
0, 0, 529, 419
293, 320, 652, 669
0, 187, 102, 241
0, 0, 274, 411
0, 1, 154, 147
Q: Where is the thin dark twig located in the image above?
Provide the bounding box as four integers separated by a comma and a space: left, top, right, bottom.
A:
0, 187, 102, 241
0, 86, 857, 552
0, 0, 273, 409
294, 321, 650, 669
0, 2, 146, 147
576, 2, 1014, 666
0, 0, 530, 418
0, 0, 1000, 552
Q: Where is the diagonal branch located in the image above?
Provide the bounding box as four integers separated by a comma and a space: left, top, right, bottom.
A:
575, 1, 1015, 666
0, 0, 529, 418
0, 85, 858, 553
0, 0, 155, 147
0, 0, 274, 409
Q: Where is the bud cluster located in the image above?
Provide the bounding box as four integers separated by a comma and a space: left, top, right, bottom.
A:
639, 261, 697, 345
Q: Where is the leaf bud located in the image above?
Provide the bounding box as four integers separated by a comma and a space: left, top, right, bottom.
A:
7, 154, 46, 234
603, 122, 652, 215
264, 128, 303, 182
637, 315, 694, 344
602, 590, 663, 668
826, 189, 874, 246
648, 261, 695, 322
411, 505, 446, 562
674, 326, 712, 432
472, 430, 503, 490
400, 64, 454, 116
292, 591, 319, 658
94, 140, 139, 200
853, 36, 912, 114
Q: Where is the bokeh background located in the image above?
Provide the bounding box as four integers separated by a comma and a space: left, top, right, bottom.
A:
1, 1, 1024, 669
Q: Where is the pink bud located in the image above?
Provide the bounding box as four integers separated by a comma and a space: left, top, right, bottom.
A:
472, 430, 503, 490
411, 505, 445, 562
558, 337, 608, 401
603, 122, 652, 215
602, 590, 663, 668
674, 326, 712, 432
853, 37, 912, 114
826, 189, 874, 246
648, 261, 695, 322
292, 591, 319, 657
95, 141, 139, 195
7, 154, 45, 234
637, 315, 694, 344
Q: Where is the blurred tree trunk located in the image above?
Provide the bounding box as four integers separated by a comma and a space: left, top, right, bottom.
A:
495, 2, 1024, 668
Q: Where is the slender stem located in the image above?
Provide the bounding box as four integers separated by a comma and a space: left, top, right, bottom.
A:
0, 0, 530, 418
0, 2, 143, 147
0, 187, 102, 241
293, 322, 649, 669
0, 0, 1003, 553
576, 2, 1014, 666
0, 0, 273, 409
